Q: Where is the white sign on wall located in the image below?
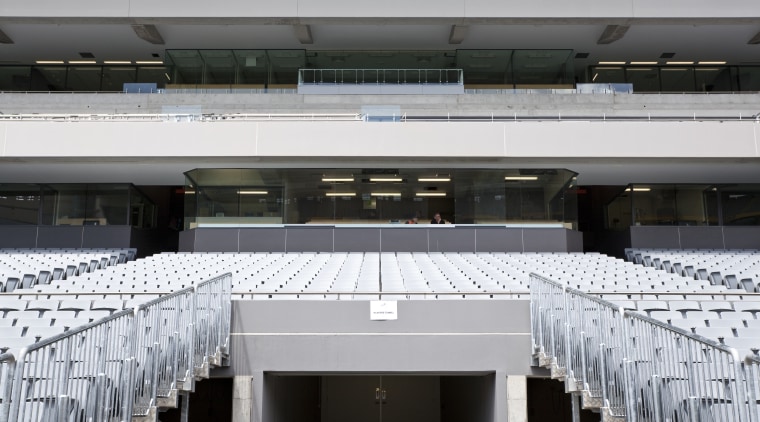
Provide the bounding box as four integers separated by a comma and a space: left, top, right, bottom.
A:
370, 300, 398, 321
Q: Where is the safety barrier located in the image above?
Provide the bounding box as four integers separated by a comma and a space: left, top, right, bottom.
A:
0, 272, 232, 422
531, 273, 760, 421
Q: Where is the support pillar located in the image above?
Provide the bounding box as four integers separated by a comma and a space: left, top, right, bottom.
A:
232, 374, 263, 422
506, 375, 527, 422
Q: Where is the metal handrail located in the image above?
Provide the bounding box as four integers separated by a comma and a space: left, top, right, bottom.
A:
530, 272, 760, 421
0, 272, 232, 422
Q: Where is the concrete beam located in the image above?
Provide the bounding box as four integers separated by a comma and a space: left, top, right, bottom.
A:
131, 24, 165, 45
448, 24, 467, 44
0, 27, 13, 44
293, 24, 313, 44
748, 30, 760, 44
597, 24, 629, 44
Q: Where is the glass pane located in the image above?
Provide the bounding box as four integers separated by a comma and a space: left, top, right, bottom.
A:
625, 68, 659, 92
674, 185, 711, 226
632, 185, 677, 226
458, 50, 512, 86
66, 66, 102, 91
233, 50, 269, 85
86, 185, 129, 225
136, 67, 168, 88
101, 66, 137, 91
183, 168, 577, 228
0, 184, 41, 224
589, 67, 625, 84
721, 185, 760, 226
512, 50, 573, 86
737, 67, 760, 91
30, 66, 67, 91
0, 66, 31, 91
659, 67, 695, 92
267, 50, 305, 85
200, 50, 236, 84
694, 67, 734, 92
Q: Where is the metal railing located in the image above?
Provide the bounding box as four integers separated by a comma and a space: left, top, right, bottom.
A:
531, 273, 760, 421
298, 68, 464, 85
0, 272, 232, 422
7, 308, 135, 422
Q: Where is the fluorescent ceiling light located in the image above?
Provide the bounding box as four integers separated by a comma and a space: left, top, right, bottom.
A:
369, 178, 403, 182
68, 60, 96, 64
326, 192, 356, 197
135, 60, 164, 65
630, 61, 658, 65
184, 190, 196, 195
238, 190, 268, 195
36, 60, 64, 64
597, 61, 626, 65
504, 176, 538, 181
104, 61, 132, 64
370, 192, 401, 197
418, 177, 451, 182
698, 61, 726, 65
416, 192, 446, 197
666, 61, 693, 65
624, 187, 651, 192
322, 177, 354, 182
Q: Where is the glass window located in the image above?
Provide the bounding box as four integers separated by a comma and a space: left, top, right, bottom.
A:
30, 66, 67, 91
659, 67, 695, 92
66, 66, 102, 91
694, 67, 734, 92
737, 67, 760, 92
0, 184, 41, 225
136, 67, 168, 88
721, 185, 760, 226
183, 168, 578, 229
625, 68, 659, 92
632, 185, 677, 226
0, 66, 31, 91
101, 66, 137, 91
589, 67, 626, 84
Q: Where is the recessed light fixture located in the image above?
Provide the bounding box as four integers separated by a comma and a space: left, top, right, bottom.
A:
238, 190, 268, 195
369, 178, 403, 182
104, 61, 132, 65
36, 60, 64, 64
698, 61, 726, 65
370, 192, 401, 197
68, 60, 96, 64
630, 61, 658, 65
135, 60, 164, 65
322, 177, 355, 182
326, 192, 356, 197
666, 61, 693, 65
418, 177, 451, 182
504, 176, 538, 181
416, 192, 446, 197
598, 61, 626, 65
624, 187, 651, 192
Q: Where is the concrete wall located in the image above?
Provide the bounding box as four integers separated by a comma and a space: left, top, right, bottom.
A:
222, 299, 541, 421
0, 225, 133, 248
0, 93, 758, 116
4, 0, 759, 19
629, 226, 760, 250
1, 120, 756, 161
178, 226, 583, 253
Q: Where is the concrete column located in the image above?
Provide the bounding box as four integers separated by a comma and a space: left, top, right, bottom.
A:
232, 373, 264, 422
494, 371, 507, 422
506, 375, 527, 422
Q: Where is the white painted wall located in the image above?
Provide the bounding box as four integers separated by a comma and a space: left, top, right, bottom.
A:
0, 120, 757, 159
